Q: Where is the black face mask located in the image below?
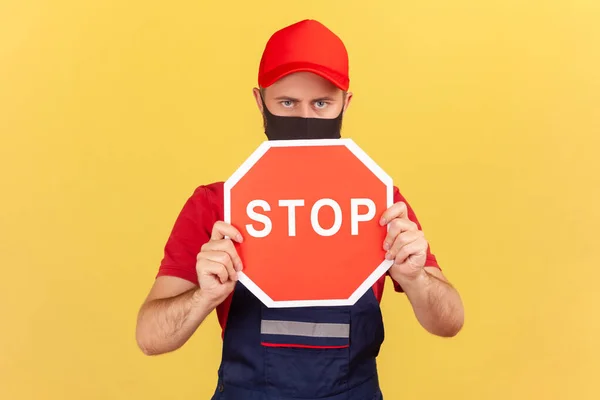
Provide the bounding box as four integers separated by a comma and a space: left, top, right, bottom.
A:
261, 95, 343, 141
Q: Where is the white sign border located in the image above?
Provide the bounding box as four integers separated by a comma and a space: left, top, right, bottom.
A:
224, 138, 394, 308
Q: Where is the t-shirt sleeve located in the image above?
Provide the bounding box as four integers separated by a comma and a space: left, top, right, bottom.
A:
388, 186, 440, 293
156, 186, 217, 286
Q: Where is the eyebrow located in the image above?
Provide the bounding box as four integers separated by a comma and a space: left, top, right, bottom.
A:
313, 96, 336, 102
274, 96, 301, 102
273, 96, 337, 102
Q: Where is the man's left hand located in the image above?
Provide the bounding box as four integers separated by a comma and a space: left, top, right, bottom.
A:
380, 202, 428, 282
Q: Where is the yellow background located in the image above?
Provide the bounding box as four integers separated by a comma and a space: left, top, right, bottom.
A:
1, 0, 598, 399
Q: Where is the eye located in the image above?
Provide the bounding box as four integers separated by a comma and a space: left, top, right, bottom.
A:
280, 100, 294, 108
314, 100, 328, 109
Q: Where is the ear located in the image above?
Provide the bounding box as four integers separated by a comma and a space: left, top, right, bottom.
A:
343, 91, 353, 113
253, 87, 264, 113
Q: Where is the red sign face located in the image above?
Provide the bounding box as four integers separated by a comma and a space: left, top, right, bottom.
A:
225, 139, 393, 308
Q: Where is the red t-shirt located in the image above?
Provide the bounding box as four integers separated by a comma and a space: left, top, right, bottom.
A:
156, 182, 440, 334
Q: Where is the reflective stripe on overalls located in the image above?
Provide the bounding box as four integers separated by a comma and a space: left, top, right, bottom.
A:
210, 281, 385, 399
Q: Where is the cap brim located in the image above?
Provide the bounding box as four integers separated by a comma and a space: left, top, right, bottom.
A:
259, 64, 349, 91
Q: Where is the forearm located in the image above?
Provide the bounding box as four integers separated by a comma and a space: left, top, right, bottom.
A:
394, 269, 464, 337
136, 288, 216, 355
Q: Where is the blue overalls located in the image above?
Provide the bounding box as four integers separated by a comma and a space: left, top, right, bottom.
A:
210, 281, 385, 399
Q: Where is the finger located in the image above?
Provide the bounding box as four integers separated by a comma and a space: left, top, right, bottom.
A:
202, 251, 238, 281
385, 230, 424, 260
379, 202, 408, 226
211, 221, 244, 243
393, 237, 427, 265
199, 251, 238, 281
201, 239, 244, 271
200, 260, 230, 284
383, 218, 418, 251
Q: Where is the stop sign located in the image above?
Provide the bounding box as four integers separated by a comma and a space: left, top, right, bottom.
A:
224, 139, 393, 308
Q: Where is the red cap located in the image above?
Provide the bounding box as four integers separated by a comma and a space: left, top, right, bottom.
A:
258, 20, 349, 91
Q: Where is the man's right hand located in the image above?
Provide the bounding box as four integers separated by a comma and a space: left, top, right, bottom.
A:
137, 220, 244, 356
195, 221, 244, 305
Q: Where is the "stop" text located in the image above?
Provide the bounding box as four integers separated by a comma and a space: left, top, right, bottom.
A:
245, 198, 377, 238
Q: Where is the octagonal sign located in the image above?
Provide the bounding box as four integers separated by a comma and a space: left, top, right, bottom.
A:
224, 139, 393, 308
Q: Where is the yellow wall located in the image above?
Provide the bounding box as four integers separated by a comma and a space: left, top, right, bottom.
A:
1, 1, 598, 399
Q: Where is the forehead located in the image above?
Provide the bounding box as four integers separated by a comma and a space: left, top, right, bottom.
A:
265, 72, 343, 98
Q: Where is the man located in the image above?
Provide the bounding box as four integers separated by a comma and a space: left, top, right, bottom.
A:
136, 19, 464, 399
